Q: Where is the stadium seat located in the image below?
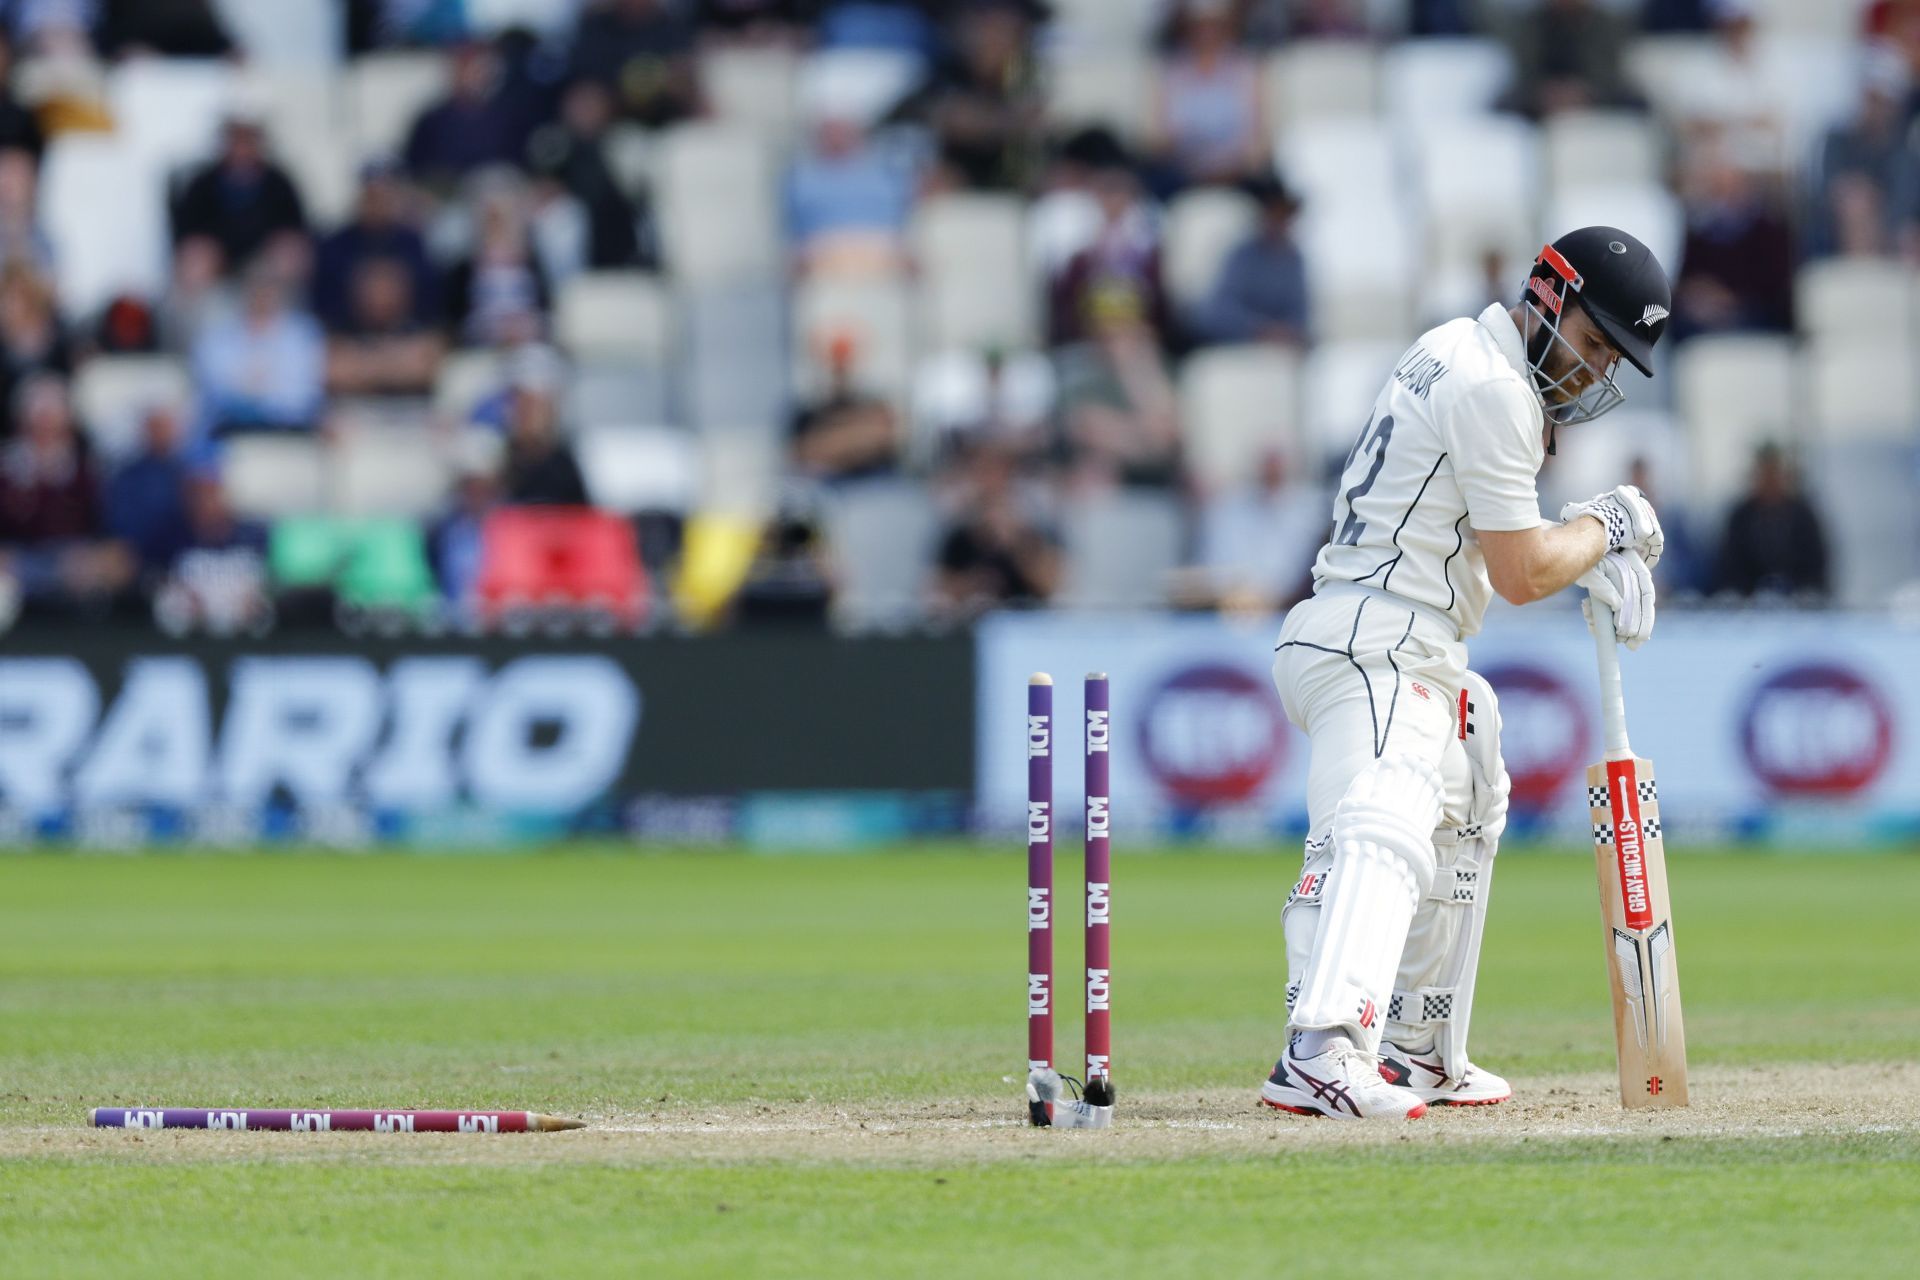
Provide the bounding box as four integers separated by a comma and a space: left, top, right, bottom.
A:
822, 478, 942, 628
1263, 40, 1378, 134
1416, 114, 1540, 273
1542, 183, 1684, 286
792, 274, 917, 405
571, 366, 671, 430
251, 69, 354, 227
909, 348, 1055, 465
40, 136, 169, 322
1805, 341, 1920, 443
1279, 119, 1399, 214
1046, 49, 1153, 143
1164, 187, 1260, 319
1294, 198, 1417, 343
346, 52, 449, 165
1046, 0, 1158, 48
796, 48, 925, 126
655, 123, 780, 285
1673, 335, 1799, 518
107, 59, 236, 181
222, 434, 328, 519
1531, 409, 1686, 522
269, 516, 438, 613
1059, 489, 1185, 609
555, 272, 674, 366
681, 282, 787, 433
575, 424, 701, 515
1623, 37, 1719, 126
73, 356, 192, 461
331, 423, 453, 519
465, 0, 578, 36
700, 428, 782, 520
474, 507, 649, 628
1544, 111, 1662, 197
911, 194, 1035, 350
1301, 341, 1402, 471
1796, 258, 1919, 348
701, 45, 801, 146
434, 350, 505, 422
1178, 345, 1304, 493
211, 0, 341, 66
1807, 441, 1920, 607
1382, 39, 1514, 135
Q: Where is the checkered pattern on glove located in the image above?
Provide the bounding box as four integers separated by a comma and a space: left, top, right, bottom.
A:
1561, 484, 1664, 569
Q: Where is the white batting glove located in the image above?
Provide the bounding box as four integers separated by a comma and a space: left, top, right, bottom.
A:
1579, 550, 1656, 651
1561, 484, 1664, 569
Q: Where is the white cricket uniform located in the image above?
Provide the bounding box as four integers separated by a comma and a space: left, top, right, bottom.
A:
1271, 303, 1543, 1052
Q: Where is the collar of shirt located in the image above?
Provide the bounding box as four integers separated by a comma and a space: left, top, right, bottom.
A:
1475, 301, 1531, 383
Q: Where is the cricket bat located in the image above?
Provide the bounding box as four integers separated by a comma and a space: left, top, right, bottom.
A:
1585, 597, 1689, 1109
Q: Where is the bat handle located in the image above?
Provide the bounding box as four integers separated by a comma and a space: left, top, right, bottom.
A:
1588, 594, 1633, 762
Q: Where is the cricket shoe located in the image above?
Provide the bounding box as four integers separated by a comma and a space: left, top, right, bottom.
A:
1259, 1039, 1428, 1120
1377, 1042, 1512, 1106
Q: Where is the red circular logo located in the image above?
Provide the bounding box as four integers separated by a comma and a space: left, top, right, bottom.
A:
1136, 664, 1287, 804
1740, 665, 1894, 796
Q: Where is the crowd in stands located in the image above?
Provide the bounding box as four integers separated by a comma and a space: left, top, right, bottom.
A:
0, 0, 1906, 634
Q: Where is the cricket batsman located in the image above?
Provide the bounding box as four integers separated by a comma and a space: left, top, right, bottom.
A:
1259, 227, 1671, 1119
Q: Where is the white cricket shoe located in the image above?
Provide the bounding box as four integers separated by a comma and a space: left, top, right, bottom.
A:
1377, 1042, 1512, 1106
1259, 1039, 1428, 1120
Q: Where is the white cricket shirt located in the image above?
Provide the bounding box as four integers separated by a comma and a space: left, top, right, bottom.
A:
1309, 303, 1547, 638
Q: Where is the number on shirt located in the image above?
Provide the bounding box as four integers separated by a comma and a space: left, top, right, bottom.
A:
1334, 413, 1394, 546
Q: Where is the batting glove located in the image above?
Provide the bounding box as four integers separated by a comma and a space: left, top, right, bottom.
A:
1561, 484, 1664, 569
1579, 550, 1656, 651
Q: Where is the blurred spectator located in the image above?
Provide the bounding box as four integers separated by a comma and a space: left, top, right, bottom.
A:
791, 332, 901, 480
1676, 0, 1787, 173
153, 464, 271, 636
0, 146, 51, 277
732, 499, 835, 627
1193, 447, 1322, 611
916, 347, 1055, 464
1642, 0, 1713, 33
0, 31, 44, 159
1193, 172, 1310, 348
1627, 456, 1705, 597
1053, 307, 1181, 488
500, 370, 587, 505
104, 403, 193, 579
1500, 0, 1640, 120
429, 430, 505, 604
313, 161, 438, 334
568, 0, 702, 129
0, 372, 132, 613
1408, 0, 1475, 36
0, 262, 71, 439
932, 441, 1059, 616
192, 264, 326, 435
1810, 45, 1920, 259
1148, 0, 1267, 192
1047, 147, 1170, 349
697, 0, 809, 42
404, 40, 544, 196
346, 0, 471, 52
527, 79, 658, 270
1673, 140, 1795, 337
95, 0, 232, 58
325, 256, 446, 397
171, 110, 311, 291
1716, 443, 1830, 598
1247, 0, 1369, 42
1029, 127, 1133, 283
442, 180, 551, 347
786, 112, 918, 275
908, 0, 1045, 192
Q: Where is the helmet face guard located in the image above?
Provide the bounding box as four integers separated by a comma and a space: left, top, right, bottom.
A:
1522, 244, 1627, 430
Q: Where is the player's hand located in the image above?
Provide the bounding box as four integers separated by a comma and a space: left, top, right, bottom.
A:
1579, 550, 1655, 650
1561, 485, 1664, 569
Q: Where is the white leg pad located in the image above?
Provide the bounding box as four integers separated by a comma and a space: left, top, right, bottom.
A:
1290, 753, 1443, 1052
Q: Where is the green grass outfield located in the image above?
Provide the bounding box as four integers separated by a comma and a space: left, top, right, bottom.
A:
3, 846, 1918, 1277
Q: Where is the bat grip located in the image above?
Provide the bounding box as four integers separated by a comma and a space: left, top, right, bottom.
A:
1589, 594, 1633, 761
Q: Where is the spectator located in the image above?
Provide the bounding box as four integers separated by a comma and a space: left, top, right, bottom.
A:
0, 373, 132, 614
442, 180, 551, 347
313, 160, 438, 335
1673, 139, 1796, 337
1810, 45, 1920, 259
500, 369, 587, 505
403, 40, 543, 196
1244, 0, 1369, 42
1408, 0, 1475, 36
345, 0, 471, 52
429, 430, 505, 604
1047, 146, 1171, 349
909, 0, 1046, 192
916, 347, 1055, 465
1642, 0, 1714, 33
325, 256, 446, 397
791, 332, 901, 481
732, 498, 835, 627
1500, 0, 1640, 120
171, 109, 310, 291
1193, 447, 1323, 611
786, 111, 918, 275
1193, 172, 1310, 348
932, 441, 1060, 616
568, 0, 702, 129
1717, 443, 1830, 598
104, 403, 193, 579
0, 31, 44, 159
95, 0, 232, 57
1148, 0, 1267, 193
153, 462, 271, 636
191, 263, 327, 435
0, 146, 51, 278
696, 0, 809, 43
0, 262, 70, 440
526, 79, 658, 270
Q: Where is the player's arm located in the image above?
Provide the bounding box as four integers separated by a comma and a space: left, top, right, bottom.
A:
1477, 518, 1607, 606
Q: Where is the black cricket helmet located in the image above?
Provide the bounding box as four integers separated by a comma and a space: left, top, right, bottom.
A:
1522, 225, 1671, 431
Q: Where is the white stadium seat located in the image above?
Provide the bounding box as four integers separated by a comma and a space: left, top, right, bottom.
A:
40, 136, 169, 321
911, 194, 1035, 350
73, 357, 193, 462
331, 423, 452, 519
1046, 0, 1159, 48
1624, 36, 1720, 125
1805, 341, 1920, 443
1542, 184, 1684, 288
555, 272, 675, 366
222, 435, 329, 518
1046, 49, 1153, 143
822, 478, 943, 628
1673, 335, 1800, 518
1060, 489, 1185, 609
211, 0, 341, 66
1280, 118, 1398, 211
1382, 38, 1513, 135
1301, 341, 1403, 469
1544, 111, 1662, 198
576, 424, 702, 515
655, 123, 780, 285
701, 45, 801, 146
1179, 345, 1304, 492
1416, 113, 1540, 272
346, 52, 449, 164
1796, 258, 1919, 348
1264, 40, 1378, 134
699, 429, 782, 520
1164, 187, 1260, 318
796, 48, 924, 127
792, 275, 917, 405
1295, 199, 1418, 344
909, 348, 1055, 465
108, 60, 236, 180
